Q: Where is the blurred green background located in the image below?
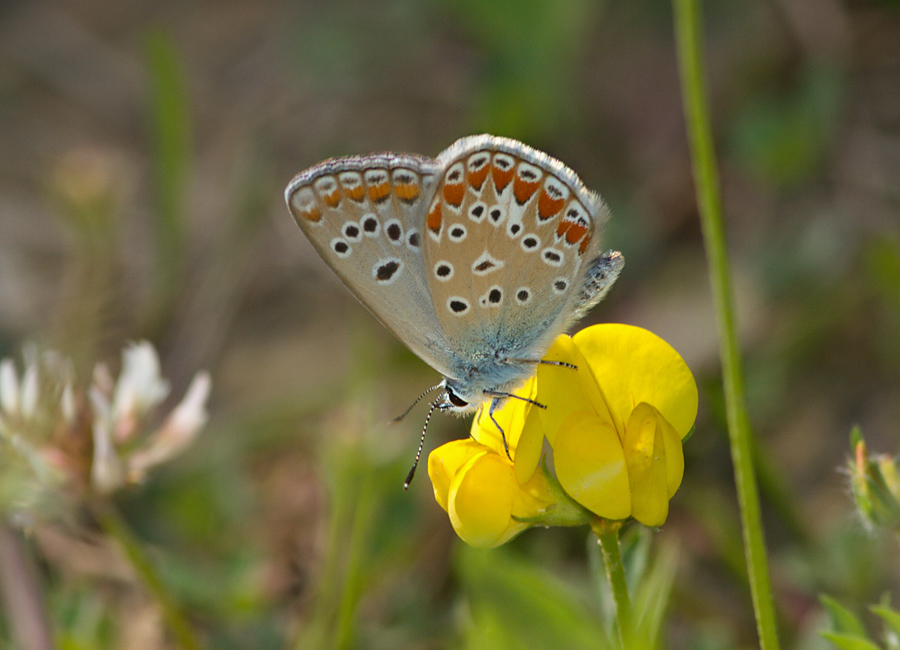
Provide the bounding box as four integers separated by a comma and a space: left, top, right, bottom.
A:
1, 0, 899, 648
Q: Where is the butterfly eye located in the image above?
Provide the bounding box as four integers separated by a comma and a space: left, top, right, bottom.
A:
446, 389, 468, 408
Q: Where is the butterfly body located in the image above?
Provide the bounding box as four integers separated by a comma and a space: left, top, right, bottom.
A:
286, 135, 623, 416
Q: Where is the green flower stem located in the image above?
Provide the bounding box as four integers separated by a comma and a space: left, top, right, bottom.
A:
93, 501, 202, 650
672, 1, 781, 649
593, 521, 633, 649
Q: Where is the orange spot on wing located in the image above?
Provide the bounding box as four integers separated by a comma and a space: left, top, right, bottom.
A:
579, 234, 591, 255
492, 163, 514, 193
427, 201, 443, 233
443, 182, 465, 207
565, 223, 588, 245
322, 191, 341, 208
467, 165, 490, 191
513, 177, 540, 204
368, 182, 391, 203
395, 182, 419, 201
344, 185, 365, 201
538, 190, 566, 221
556, 221, 572, 238
301, 206, 322, 222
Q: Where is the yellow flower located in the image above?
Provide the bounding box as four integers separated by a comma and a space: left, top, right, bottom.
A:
428, 324, 698, 547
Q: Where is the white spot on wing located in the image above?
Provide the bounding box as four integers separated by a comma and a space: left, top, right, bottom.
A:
447, 296, 470, 315
468, 201, 487, 223
290, 187, 317, 214
360, 213, 380, 237
541, 248, 564, 267
314, 176, 337, 194
342, 221, 362, 242
448, 224, 468, 242
552, 278, 569, 294
373, 258, 403, 284
478, 286, 504, 308
364, 169, 388, 185
384, 219, 404, 245
516, 162, 542, 183
330, 238, 351, 258
521, 234, 541, 252
486, 205, 505, 227
434, 261, 454, 281
506, 219, 523, 239
471, 251, 505, 276
543, 176, 569, 201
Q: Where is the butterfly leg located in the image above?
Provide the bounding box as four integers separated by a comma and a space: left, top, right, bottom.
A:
506, 358, 577, 370
487, 397, 512, 459
537, 359, 577, 370
484, 391, 549, 460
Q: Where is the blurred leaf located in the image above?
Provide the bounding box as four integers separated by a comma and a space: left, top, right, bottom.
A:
821, 632, 883, 650
587, 527, 677, 650
51, 584, 115, 650
821, 595, 868, 637
633, 539, 679, 649
294, 406, 429, 650
871, 605, 900, 649
457, 544, 611, 650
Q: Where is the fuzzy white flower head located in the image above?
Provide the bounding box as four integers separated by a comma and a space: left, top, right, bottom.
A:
91, 417, 124, 495
0, 359, 18, 416
127, 371, 211, 482
110, 342, 170, 439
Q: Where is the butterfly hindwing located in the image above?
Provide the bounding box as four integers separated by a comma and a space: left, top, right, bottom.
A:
422, 135, 612, 361
285, 153, 458, 377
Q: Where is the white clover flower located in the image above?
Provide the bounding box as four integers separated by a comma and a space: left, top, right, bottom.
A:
110, 342, 170, 441
127, 371, 211, 483
0, 358, 19, 416
0, 341, 211, 509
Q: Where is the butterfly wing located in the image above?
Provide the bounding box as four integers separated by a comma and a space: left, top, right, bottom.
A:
285, 153, 458, 377
422, 135, 615, 363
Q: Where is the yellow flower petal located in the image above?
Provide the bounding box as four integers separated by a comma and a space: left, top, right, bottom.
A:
658, 409, 684, 497
470, 377, 537, 455
428, 439, 488, 513
623, 403, 671, 527
553, 411, 631, 520
447, 452, 528, 548
513, 397, 545, 485
573, 324, 698, 438
536, 336, 617, 444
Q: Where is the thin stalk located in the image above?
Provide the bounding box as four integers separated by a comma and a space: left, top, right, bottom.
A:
672, 1, 780, 649
93, 501, 202, 650
593, 520, 633, 649
0, 523, 54, 650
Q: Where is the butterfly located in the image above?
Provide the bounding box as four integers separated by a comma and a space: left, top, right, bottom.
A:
285, 135, 623, 481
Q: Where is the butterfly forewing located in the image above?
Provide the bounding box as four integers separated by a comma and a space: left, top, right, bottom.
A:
285, 153, 458, 376
422, 136, 611, 360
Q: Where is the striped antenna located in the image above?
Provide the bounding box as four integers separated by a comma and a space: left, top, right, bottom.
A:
392, 383, 443, 423
403, 393, 445, 489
